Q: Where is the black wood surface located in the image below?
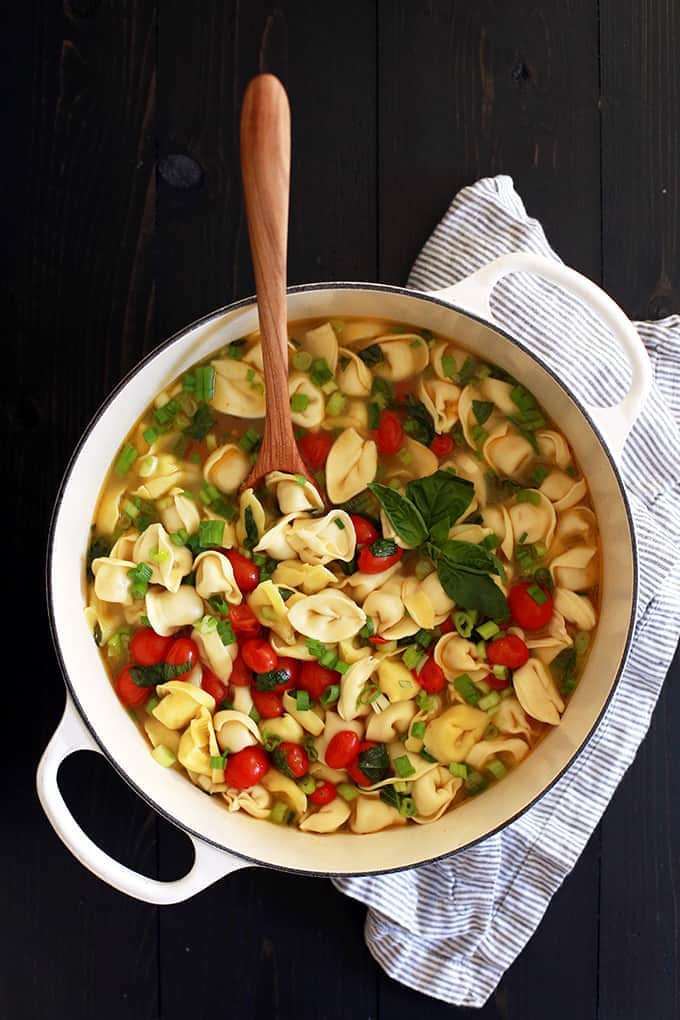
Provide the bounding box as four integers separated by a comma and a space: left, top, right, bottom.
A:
3, 2, 678, 1018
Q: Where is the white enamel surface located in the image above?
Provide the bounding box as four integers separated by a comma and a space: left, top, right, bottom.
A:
46, 281, 637, 884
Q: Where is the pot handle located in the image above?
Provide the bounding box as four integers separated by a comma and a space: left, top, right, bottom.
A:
36, 696, 250, 905
430, 251, 652, 461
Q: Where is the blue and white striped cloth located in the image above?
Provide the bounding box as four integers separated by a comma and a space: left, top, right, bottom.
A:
333, 176, 680, 1007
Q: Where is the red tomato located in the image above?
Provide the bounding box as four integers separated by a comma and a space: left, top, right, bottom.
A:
309, 780, 336, 806
350, 514, 380, 547
241, 638, 278, 674
224, 550, 260, 593
375, 409, 404, 455
277, 741, 309, 778
225, 746, 270, 790
164, 637, 199, 679
325, 730, 361, 769
229, 655, 253, 687
229, 604, 262, 639
201, 669, 227, 704
487, 634, 529, 669
394, 380, 413, 401
299, 661, 339, 701
429, 434, 454, 458
251, 689, 283, 719
129, 627, 173, 666
484, 671, 510, 691
347, 740, 378, 786
417, 658, 446, 694
368, 635, 389, 646
115, 666, 150, 706
298, 431, 333, 470
438, 616, 454, 634
357, 545, 403, 574
508, 581, 553, 631
275, 657, 300, 691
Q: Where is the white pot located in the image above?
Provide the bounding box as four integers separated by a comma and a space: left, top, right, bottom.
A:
38, 253, 651, 904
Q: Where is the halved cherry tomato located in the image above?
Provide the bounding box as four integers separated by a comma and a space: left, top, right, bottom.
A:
508, 581, 553, 631
129, 627, 173, 666
115, 666, 150, 706
164, 637, 199, 679
309, 780, 336, 806
201, 669, 227, 704
229, 655, 253, 687
438, 616, 454, 634
251, 689, 283, 718
229, 604, 262, 639
374, 409, 404, 455
225, 746, 270, 789
487, 633, 529, 669
299, 431, 333, 470
429, 434, 454, 458
299, 661, 340, 701
357, 544, 403, 574
350, 514, 380, 547
276, 657, 300, 691
416, 658, 446, 694
484, 671, 510, 691
241, 638, 278, 674
394, 380, 412, 402
276, 741, 309, 778
325, 730, 361, 769
347, 740, 378, 786
225, 550, 260, 593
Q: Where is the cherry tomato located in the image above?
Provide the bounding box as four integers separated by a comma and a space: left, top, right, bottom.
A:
429, 434, 454, 458
484, 671, 510, 691
225, 746, 270, 789
357, 544, 403, 574
350, 514, 380, 547
115, 666, 150, 706
229, 604, 262, 639
276, 741, 309, 779
487, 633, 529, 669
275, 657, 300, 691
229, 655, 253, 687
164, 637, 199, 679
129, 627, 173, 666
299, 431, 333, 470
438, 616, 454, 634
347, 740, 378, 786
325, 730, 361, 769
224, 550, 260, 593
309, 780, 336, 806
241, 638, 279, 674
201, 669, 227, 704
251, 689, 283, 719
375, 409, 404, 456
394, 380, 413, 402
508, 581, 553, 631
417, 658, 446, 694
299, 661, 340, 701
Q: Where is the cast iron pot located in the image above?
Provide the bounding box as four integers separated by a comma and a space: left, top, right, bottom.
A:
38, 252, 650, 903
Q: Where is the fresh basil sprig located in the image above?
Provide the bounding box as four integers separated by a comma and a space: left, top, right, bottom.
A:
129, 660, 192, 687
368, 483, 428, 547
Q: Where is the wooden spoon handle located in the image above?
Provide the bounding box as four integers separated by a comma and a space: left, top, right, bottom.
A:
240, 74, 295, 461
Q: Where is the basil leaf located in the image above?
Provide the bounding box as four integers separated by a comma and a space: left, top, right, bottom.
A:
401, 394, 434, 445
379, 786, 400, 809
87, 536, 112, 581
368, 483, 428, 547
405, 471, 475, 537
369, 538, 399, 558
255, 669, 291, 691
436, 539, 502, 576
358, 344, 384, 367
272, 747, 295, 779
357, 742, 390, 784
472, 399, 494, 425
184, 402, 215, 440
436, 560, 510, 618
129, 660, 192, 687
244, 505, 259, 550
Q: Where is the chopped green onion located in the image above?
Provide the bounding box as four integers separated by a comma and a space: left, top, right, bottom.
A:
477, 620, 500, 640
310, 358, 333, 387
333, 516, 345, 529
170, 528, 189, 546
153, 398, 180, 427
143, 427, 158, 445
453, 610, 475, 638
398, 796, 416, 818
269, 800, 293, 825
262, 733, 282, 752
491, 664, 509, 680
533, 567, 554, 590
238, 429, 261, 452
401, 645, 424, 670
210, 754, 227, 770
516, 489, 541, 505
397, 447, 412, 465
297, 774, 316, 795
518, 531, 528, 545
320, 685, 340, 707
464, 770, 487, 795
476, 640, 487, 660
487, 757, 507, 780
292, 350, 313, 371
478, 691, 501, 711
470, 424, 488, 445
441, 354, 457, 379
415, 691, 435, 712
533, 541, 547, 558
448, 762, 468, 779
367, 402, 381, 429
335, 661, 350, 676
411, 721, 426, 740
415, 628, 435, 648
530, 465, 548, 486
151, 745, 176, 768
296, 690, 311, 712
359, 617, 375, 640
574, 631, 591, 654
318, 649, 339, 670
199, 519, 225, 548
325, 391, 347, 417
527, 582, 549, 605
115, 443, 138, 476
248, 705, 261, 723
337, 782, 359, 802
127, 562, 152, 600
145, 694, 160, 715
454, 673, 481, 705
291, 392, 310, 413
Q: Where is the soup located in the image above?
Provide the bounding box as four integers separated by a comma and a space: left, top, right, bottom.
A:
85, 318, 599, 834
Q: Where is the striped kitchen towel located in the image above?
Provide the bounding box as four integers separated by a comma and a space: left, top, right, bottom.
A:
332, 175, 680, 1007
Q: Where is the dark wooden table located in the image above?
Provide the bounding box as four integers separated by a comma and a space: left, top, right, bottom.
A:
4, 3, 679, 1018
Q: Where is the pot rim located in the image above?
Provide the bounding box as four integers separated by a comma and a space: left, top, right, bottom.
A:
45, 281, 638, 877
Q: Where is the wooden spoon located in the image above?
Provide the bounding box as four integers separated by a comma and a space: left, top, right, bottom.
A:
239, 73, 316, 493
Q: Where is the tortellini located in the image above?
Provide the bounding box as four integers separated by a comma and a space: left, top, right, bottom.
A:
211, 357, 266, 418
191, 624, 238, 681
133, 523, 192, 592
266, 471, 323, 514
91, 557, 135, 606
300, 797, 351, 833
358, 333, 429, 382
213, 710, 261, 753
513, 657, 565, 725
289, 373, 325, 428
160, 487, 201, 537
145, 585, 204, 636
337, 656, 378, 721
336, 347, 372, 396
203, 443, 250, 494
272, 560, 336, 594
350, 796, 406, 833
193, 550, 242, 603
153, 681, 214, 731
424, 704, 489, 763
417, 378, 461, 433
412, 766, 463, 824
287, 590, 366, 642
287, 510, 356, 565
325, 428, 377, 503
